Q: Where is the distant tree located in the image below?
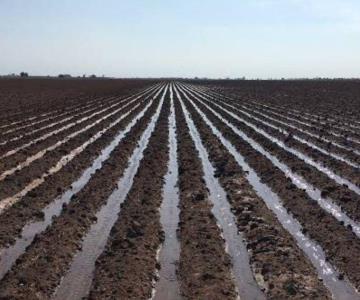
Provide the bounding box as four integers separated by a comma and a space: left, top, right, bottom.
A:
90, 74, 96, 78
20, 72, 29, 77
58, 74, 71, 78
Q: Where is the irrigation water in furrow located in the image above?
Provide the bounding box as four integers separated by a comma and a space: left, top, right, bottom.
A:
233, 104, 360, 166
0, 103, 139, 213
0, 91, 162, 249
0, 88, 165, 247
187, 88, 357, 195
0, 93, 111, 130
188, 84, 360, 152
0, 104, 97, 145
188, 88, 360, 215
0, 91, 141, 147
179, 88, 332, 298
240, 103, 360, 157
194, 86, 360, 147
0, 87, 165, 299
0, 84, 159, 161
0, 86, 166, 213
0, 82, 160, 133
230, 104, 360, 169
177, 84, 359, 299
176, 86, 265, 300
274, 104, 360, 132
0, 97, 110, 139
186, 87, 360, 196
0, 97, 157, 281
173, 94, 239, 299
0, 85, 162, 182
197, 86, 359, 132
0, 107, 69, 131
52, 87, 167, 300
0, 83, 162, 145
186, 86, 360, 295
179, 86, 360, 235
88, 87, 170, 299
184, 85, 360, 169
0, 95, 116, 136
154, 85, 181, 300
248, 102, 360, 143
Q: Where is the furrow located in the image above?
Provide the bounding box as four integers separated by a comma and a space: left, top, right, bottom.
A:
0, 85, 162, 181
176, 86, 265, 300
200, 84, 360, 134
0, 86, 165, 299
154, 84, 181, 300
182, 84, 360, 295
0, 86, 161, 249
241, 102, 360, 157
178, 84, 332, 299
0, 84, 159, 162
183, 84, 360, 187
173, 88, 237, 299
86, 85, 169, 300
184, 85, 360, 196
246, 99, 360, 143
0, 95, 113, 135
200, 93, 360, 164
181, 86, 360, 236
0, 83, 161, 145
0, 83, 155, 148
53, 85, 169, 300
0, 94, 157, 280
0, 85, 165, 212
0, 82, 160, 132
186, 85, 360, 225
195, 85, 360, 145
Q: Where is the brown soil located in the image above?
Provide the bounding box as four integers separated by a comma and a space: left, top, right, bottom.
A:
174, 93, 237, 299
191, 91, 360, 291
89, 89, 170, 299
0, 93, 161, 299
181, 94, 331, 299
0, 94, 153, 248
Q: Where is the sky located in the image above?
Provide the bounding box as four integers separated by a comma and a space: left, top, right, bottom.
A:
1, 0, 360, 78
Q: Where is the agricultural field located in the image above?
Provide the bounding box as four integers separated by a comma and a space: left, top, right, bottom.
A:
0, 78, 360, 299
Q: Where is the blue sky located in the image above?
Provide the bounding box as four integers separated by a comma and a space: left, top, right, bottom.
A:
1, 0, 359, 78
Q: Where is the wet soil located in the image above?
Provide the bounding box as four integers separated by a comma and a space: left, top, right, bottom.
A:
187, 88, 360, 221
236, 103, 360, 165
190, 93, 360, 292
180, 92, 331, 299
0, 96, 117, 151
173, 93, 237, 299
88, 88, 170, 299
0, 94, 161, 299
0, 93, 147, 175
0, 78, 159, 125
0, 85, 159, 152
0, 98, 156, 248
203, 98, 360, 188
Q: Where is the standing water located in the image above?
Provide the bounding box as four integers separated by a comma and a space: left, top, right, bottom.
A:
0, 99, 158, 280
176, 86, 265, 300
52, 87, 167, 300
183, 90, 360, 300
154, 84, 182, 300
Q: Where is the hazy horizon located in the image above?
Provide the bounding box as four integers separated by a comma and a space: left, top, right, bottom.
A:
1, 0, 360, 79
